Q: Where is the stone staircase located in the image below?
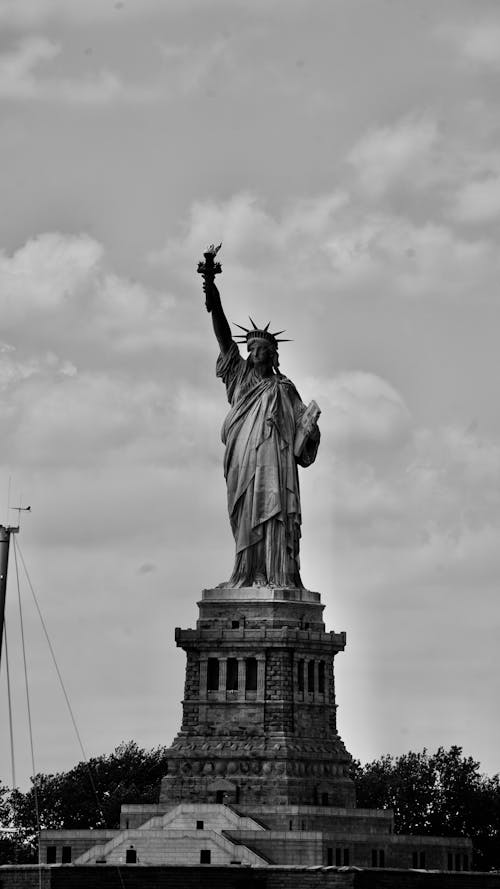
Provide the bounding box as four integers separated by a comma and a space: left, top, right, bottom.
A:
74, 803, 269, 867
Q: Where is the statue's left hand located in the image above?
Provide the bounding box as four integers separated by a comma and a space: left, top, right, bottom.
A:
309, 421, 320, 441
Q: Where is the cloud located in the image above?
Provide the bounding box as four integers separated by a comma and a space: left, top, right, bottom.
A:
158, 36, 232, 95
0, 351, 174, 477
151, 191, 367, 315
53, 71, 124, 105
0, 232, 174, 360
327, 416, 500, 555
0, 348, 76, 395
0, 36, 152, 104
0, 232, 218, 480
294, 363, 500, 599
0, 35, 60, 99
442, 21, 500, 70
0, 0, 163, 27
152, 191, 350, 268
310, 372, 412, 454
3, 370, 167, 468
0, 29, 248, 107
347, 114, 439, 198
353, 218, 499, 301
462, 24, 500, 68
413, 424, 500, 504
0, 0, 297, 28
451, 174, 500, 224
0, 232, 103, 324
295, 367, 500, 582
154, 191, 500, 309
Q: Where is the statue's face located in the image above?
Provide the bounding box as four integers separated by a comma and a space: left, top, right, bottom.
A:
247, 340, 275, 373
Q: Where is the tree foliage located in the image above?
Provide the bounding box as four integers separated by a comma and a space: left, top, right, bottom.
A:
351, 746, 500, 871
0, 740, 170, 864
0, 781, 22, 865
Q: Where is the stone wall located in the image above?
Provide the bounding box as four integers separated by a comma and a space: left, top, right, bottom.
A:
197, 599, 325, 630
1, 866, 500, 889
0, 870, 51, 889
39, 829, 119, 863
238, 806, 393, 834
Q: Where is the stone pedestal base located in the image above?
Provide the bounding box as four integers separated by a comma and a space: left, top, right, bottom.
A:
159, 732, 354, 808
160, 586, 355, 809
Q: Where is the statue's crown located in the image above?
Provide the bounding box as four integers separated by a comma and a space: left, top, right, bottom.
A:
234, 318, 290, 349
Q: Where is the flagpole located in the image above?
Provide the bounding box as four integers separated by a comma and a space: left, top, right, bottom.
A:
0, 525, 19, 671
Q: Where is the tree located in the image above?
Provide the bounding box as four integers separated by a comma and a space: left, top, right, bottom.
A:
0, 780, 36, 864
351, 746, 500, 871
0, 782, 17, 865
3, 740, 170, 863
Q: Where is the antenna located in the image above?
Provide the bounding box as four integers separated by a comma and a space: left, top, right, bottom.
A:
10, 503, 31, 528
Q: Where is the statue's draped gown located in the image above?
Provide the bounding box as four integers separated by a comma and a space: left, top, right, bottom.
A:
217, 342, 319, 588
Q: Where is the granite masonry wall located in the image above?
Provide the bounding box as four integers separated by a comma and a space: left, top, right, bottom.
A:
1, 866, 500, 889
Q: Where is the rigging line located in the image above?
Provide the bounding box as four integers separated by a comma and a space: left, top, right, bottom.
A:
3, 619, 16, 789
115, 866, 128, 889
15, 539, 105, 824
16, 540, 90, 762
14, 542, 123, 889
12, 538, 42, 889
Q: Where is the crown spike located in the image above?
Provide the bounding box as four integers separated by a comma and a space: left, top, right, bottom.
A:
233, 318, 291, 349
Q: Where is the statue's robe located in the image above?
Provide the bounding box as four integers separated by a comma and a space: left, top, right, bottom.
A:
216, 342, 319, 588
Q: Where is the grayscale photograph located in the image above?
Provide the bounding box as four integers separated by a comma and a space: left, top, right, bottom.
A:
0, 1, 499, 885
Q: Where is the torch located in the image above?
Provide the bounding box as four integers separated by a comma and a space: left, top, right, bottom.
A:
197, 243, 222, 313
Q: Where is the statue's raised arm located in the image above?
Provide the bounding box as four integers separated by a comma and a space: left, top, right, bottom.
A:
197, 244, 320, 590
197, 243, 232, 355
204, 279, 233, 355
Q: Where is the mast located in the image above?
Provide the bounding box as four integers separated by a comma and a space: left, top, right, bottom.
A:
0, 524, 19, 671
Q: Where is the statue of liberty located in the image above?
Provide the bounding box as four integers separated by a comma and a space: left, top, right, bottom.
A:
199, 246, 320, 589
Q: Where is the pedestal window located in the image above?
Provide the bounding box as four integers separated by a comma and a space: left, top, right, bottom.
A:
207, 658, 219, 691
307, 659, 315, 693
318, 661, 325, 694
245, 657, 257, 690
297, 659, 304, 692
227, 657, 238, 690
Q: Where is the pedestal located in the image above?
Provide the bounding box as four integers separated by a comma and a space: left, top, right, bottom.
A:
159, 587, 355, 812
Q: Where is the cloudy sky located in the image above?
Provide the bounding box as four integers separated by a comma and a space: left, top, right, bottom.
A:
1, 0, 500, 791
